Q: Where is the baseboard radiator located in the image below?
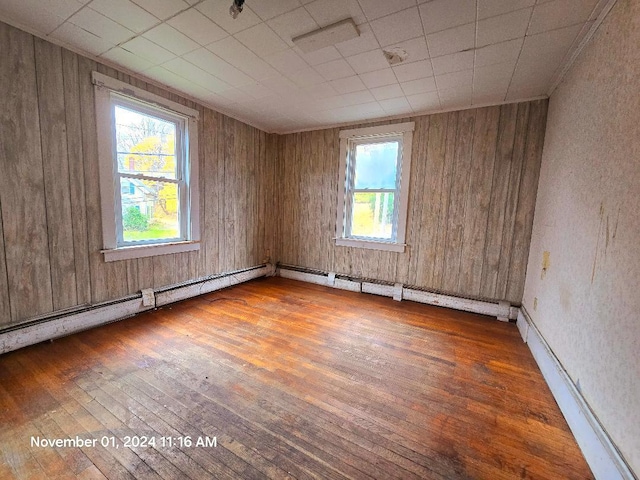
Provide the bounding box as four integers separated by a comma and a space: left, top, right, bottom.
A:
0, 264, 274, 355
517, 308, 636, 480
277, 264, 519, 322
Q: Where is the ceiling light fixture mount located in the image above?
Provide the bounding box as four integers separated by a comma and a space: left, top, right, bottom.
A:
292, 19, 360, 54
229, 0, 245, 19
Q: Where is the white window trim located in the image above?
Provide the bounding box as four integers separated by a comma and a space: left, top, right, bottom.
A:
335, 122, 414, 253
92, 71, 200, 262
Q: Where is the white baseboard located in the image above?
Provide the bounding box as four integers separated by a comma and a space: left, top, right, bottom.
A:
0, 264, 271, 355
155, 265, 270, 306
517, 308, 635, 480
277, 266, 516, 321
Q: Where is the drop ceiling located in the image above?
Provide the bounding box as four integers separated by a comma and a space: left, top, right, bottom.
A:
0, 0, 609, 133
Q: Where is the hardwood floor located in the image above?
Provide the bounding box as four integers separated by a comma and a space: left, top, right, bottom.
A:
0, 277, 593, 479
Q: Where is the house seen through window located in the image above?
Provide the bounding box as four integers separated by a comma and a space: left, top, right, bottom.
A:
115, 104, 182, 244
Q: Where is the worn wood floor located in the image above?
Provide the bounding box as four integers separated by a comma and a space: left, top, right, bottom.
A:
0, 277, 593, 479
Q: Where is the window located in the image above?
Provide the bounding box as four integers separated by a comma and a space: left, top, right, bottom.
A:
93, 72, 200, 262
335, 122, 414, 252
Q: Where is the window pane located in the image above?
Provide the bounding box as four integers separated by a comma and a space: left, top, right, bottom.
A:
353, 141, 399, 189
120, 178, 180, 242
115, 105, 177, 180
350, 192, 395, 239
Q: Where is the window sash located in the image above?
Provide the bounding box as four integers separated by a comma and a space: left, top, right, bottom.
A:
343, 136, 403, 242
110, 95, 190, 248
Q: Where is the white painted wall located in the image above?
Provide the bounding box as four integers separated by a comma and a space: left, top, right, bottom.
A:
522, 0, 639, 474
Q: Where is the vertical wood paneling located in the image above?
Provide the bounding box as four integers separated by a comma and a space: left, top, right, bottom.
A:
480, 103, 519, 299
278, 101, 547, 303
0, 204, 11, 326
431, 111, 460, 287
34, 39, 78, 310
495, 103, 530, 299
0, 23, 274, 328
442, 108, 476, 293
396, 116, 430, 285
415, 113, 447, 288
458, 106, 500, 296
0, 23, 54, 320
507, 100, 547, 302
61, 49, 91, 306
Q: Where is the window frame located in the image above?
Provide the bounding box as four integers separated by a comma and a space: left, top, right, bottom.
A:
335, 122, 415, 253
93, 72, 200, 262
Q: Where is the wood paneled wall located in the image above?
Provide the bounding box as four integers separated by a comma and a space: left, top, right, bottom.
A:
276, 100, 547, 304
0, 22, 277, 328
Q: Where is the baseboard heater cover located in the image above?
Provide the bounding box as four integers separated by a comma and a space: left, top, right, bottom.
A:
517, 308, 636, 480
277, 266, 516, 321
0, 264, 272, 355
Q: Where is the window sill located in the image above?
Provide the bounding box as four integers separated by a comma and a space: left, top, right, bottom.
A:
335, 238, 406, 253
102, 241, 200, 262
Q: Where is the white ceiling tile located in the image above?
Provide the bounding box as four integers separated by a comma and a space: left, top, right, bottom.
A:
473, 62, 514, 89
401, 77, 437, 95
304, 0, 367, 26
207, 36, 279, 79
238, 82, 276, 99
302, 82, 338, 99
287, 67, 326, 87
163, 57, 231, 92
314, 58, 356, 80
317, 95, 348, 110
67, 7, 135, 45
426, 23, 474, 57
50, 22, 113, 55
167, 9, 228, 45
393, 60, 433, 83
505, 85, 545, 101
419, 0, 476, 34
121, 36, 175, 63
385, 36, 430, 64
90, 0, 159, 33
345, 49, 389, 74
472, 89, 508, 105
341, 90, 375, 106
144, 65, 195, 91
370, 83, 403, 101
436, 69, 473, 90
378, 97, 411, 115
439, 86, 473, 109
358, 0, 416, 21
267, 7, 319, 47
249, 0, 301, 21
260, 74, 298, 93
143, 24, 199, 56
298, 45, 342, 65
101, 46, 153, 72
183, 47, 254, 85
431, 50, 474, 75
528, 0, 599, 35
235, 23, 289, 57
475, 38, 523, 67
359, 68, 397, 88
509, 24, 581, 91
132, 0, 189, 20
371, 7, 424, 47
330, 75, 366, 94
406, 91, 440, 112
335, 24, 380, 57
0, 0, 85, 35
478, 0, 535, 20
265, 49, 309, 74
477, 8, 532, 47
196, 0, 261, 34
